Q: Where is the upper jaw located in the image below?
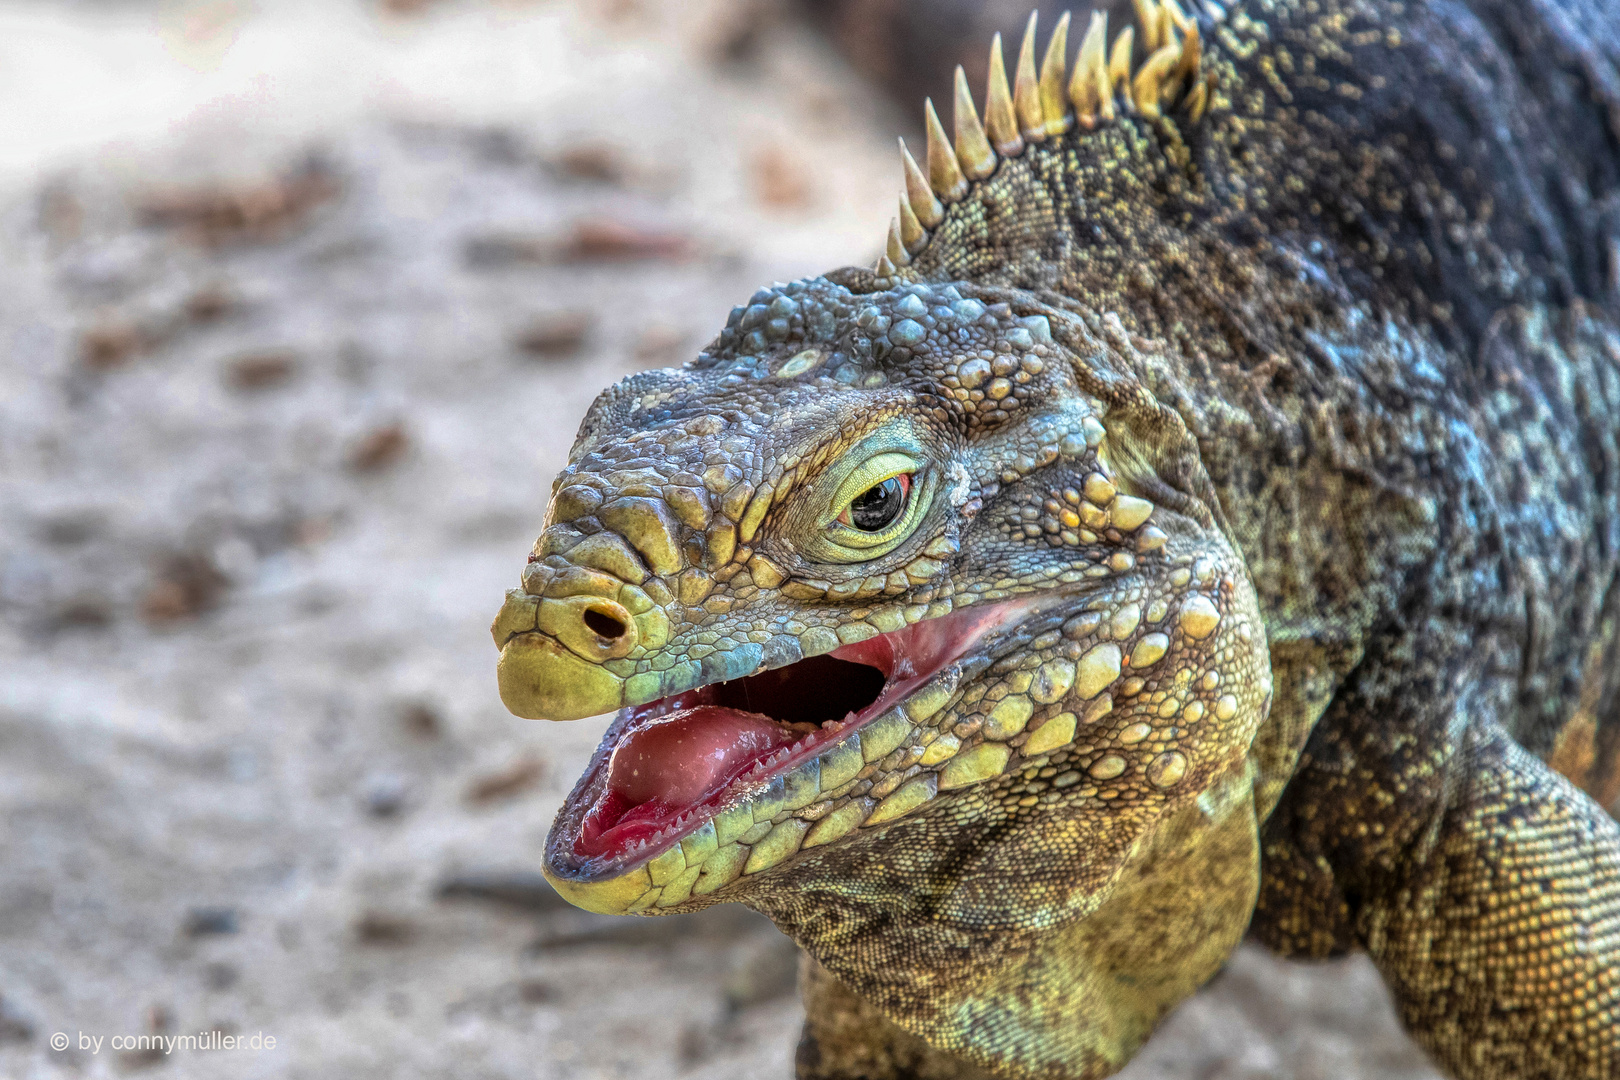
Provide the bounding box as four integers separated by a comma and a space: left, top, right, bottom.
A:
540, 594, 1073, 915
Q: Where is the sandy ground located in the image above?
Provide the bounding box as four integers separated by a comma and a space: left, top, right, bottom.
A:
0, 2, 1444, 1077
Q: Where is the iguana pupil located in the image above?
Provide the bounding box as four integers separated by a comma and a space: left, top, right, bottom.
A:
848, 473, 909, 531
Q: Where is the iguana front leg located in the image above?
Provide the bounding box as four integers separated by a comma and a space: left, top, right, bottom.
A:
1376, 730, 1620, 1077
1256, 620, 1620, 1079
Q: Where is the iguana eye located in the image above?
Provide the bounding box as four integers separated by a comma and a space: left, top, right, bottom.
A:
840, 473, 911, 531
805, 450, 931, 563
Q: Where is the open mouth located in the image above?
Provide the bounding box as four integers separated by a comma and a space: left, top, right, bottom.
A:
549, 601, 1030, 881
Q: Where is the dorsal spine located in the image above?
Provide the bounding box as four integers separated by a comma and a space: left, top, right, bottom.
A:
875, 1, 1212, 279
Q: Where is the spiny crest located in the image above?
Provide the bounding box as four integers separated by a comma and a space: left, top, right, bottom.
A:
875, 0, 1212, 278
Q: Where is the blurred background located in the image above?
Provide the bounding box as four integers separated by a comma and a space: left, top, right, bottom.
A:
0, 1, 1445, 1077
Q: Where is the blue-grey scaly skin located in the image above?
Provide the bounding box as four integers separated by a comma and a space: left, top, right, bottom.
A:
494, 0, 1620, 1076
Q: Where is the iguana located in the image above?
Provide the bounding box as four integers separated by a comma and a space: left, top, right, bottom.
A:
489, 0, 1620, 1075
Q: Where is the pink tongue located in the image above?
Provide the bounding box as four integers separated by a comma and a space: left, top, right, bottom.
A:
606, 706, 797, 807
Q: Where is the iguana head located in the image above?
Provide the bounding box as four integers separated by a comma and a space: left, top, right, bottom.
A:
494, 6, 1272, 1077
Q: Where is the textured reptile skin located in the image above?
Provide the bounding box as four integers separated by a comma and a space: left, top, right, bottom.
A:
492, 0, 1620, 1075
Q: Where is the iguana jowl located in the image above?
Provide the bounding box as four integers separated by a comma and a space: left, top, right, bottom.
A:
490, 0, 1620, 1075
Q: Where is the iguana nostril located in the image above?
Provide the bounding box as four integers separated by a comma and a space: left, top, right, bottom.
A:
583, 607, 629, 641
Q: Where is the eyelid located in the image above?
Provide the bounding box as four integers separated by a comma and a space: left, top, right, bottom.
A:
827, 452, 921, 523
797, 443, 932, 564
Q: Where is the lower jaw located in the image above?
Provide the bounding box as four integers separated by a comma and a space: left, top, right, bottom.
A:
543, 598, 1048, 915
541, 670, 967, 915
